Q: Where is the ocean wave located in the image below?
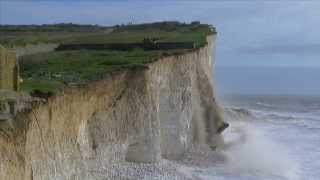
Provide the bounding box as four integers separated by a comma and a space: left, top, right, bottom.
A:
256, 102, 276, 108
224, 107, 254, 121
222, 122, 301, 180
253, 110, 296, 120
223, 105, 320, 130
254, 110, 319, 121
251, 110, 320, 130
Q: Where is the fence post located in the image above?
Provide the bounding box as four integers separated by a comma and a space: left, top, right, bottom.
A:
0, 45, 19, 91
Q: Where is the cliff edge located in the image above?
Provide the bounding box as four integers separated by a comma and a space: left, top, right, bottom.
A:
0, 35, 226, 180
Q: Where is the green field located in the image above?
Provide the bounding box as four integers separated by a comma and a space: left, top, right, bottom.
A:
1, 22, 214, 48
0, 23, 110, 47
1, 22, 215, 94
64, 24, 214, 48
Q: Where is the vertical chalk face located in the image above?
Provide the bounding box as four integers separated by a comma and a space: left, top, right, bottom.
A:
0, 46, 19, 91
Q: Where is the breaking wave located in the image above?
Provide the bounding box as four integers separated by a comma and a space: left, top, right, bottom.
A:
222, 122, 300, 180
223, 106, 253, 121
219, 105, 301, 180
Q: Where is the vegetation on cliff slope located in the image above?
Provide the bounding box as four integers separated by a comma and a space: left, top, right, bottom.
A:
1, 22, 215, 93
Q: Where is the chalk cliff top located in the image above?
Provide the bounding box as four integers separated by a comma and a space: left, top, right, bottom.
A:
0, 21, 215, 94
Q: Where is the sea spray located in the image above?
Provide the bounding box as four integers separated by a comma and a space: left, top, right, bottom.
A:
222, 121, 300, 180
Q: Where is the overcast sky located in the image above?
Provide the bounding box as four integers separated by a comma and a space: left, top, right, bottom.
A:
1, 0, 320, 67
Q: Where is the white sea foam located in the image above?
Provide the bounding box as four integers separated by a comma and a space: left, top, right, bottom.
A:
222, 122, 301, 180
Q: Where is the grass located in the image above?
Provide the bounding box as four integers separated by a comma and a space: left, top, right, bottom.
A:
0, 31, 111, 48
2, 22, 215, 94
1, 23, 213, 48
64, 25, 213, 48
19, 49, 169, 92
0, 23, 111, 47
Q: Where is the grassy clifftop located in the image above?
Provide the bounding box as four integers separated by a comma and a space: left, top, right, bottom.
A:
1, 22, 214, 47
20, 49, 165, 93
1, 22, 215, 93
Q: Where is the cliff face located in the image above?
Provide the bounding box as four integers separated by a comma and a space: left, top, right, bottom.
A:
0, 35, 225, 180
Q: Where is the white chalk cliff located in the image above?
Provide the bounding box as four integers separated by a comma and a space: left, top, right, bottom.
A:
0, 35, 226, 180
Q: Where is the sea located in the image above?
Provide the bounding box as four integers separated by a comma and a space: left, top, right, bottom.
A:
207, 95, 320, 180
203, 66, 320, 180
